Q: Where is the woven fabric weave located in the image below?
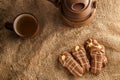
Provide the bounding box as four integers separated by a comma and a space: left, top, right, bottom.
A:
0, 0, 120, 80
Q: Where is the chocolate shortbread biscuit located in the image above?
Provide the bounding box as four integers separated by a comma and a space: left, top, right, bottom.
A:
59, 52, 84, 77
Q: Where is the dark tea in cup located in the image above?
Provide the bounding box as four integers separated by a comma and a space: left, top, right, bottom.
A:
5, 13, 39, 38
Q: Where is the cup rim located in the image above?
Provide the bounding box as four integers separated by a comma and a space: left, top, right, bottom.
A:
13, 13, 39, 37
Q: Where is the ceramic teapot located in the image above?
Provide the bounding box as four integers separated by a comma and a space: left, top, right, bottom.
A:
48, 0, 97, 27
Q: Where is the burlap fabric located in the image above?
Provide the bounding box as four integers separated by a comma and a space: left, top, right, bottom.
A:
0, 0, 120, 80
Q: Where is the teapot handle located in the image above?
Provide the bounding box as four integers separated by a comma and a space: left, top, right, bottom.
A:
48, 0, 61, 8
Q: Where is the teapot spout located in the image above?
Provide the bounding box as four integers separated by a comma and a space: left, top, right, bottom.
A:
48, 0, 61, 7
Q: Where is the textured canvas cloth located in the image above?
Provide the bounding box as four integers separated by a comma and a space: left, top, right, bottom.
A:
0, 0, 120, 80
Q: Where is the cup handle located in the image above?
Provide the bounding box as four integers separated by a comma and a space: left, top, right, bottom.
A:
5, 22, 14, 31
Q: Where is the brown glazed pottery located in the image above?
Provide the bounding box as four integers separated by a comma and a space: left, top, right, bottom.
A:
48, 0, 97, 27
64, 0, 90, 12
61, 0, 94, 21
62, 8, 96, 27
5, 13, 39, 38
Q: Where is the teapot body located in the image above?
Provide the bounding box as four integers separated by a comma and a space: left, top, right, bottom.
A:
48, 0, 97, 27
